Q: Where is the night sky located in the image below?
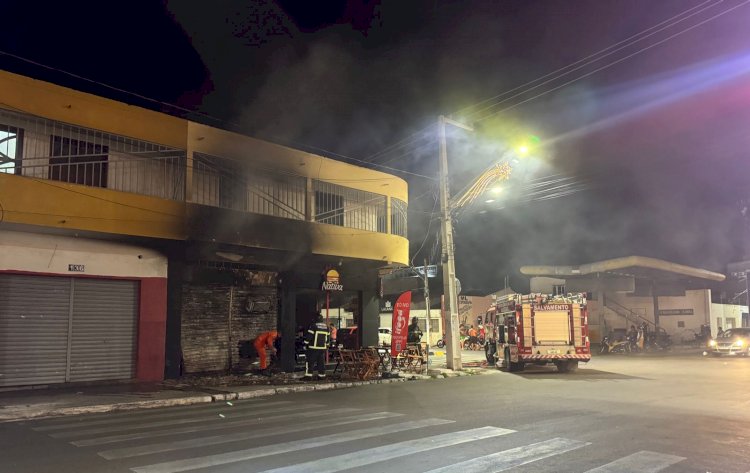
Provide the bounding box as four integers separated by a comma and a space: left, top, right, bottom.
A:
1, 0, 748, 293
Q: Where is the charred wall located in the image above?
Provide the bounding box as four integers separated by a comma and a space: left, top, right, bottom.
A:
180, 267, 278, 374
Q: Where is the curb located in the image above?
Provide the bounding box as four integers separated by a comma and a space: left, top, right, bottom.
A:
1, 376, 421, 421
2, 367, 497, 422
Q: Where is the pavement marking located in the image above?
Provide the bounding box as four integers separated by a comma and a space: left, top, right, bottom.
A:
33, 400, 295, 431
98, 411, 403, 459
259, 426, 516, 473
583, 450, 686, 473
27, 397, 267, 426
424, 437, 590, 473
49, 403, 327, 438
130, 418, 456, 473
71, 407, 360, 447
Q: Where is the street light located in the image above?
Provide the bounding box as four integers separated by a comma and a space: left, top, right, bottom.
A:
438, 120, 535, 370
438, 115, 473, 370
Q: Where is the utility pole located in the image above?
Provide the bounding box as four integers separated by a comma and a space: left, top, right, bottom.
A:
438, 115, 473, 370
423, 258, 431, 368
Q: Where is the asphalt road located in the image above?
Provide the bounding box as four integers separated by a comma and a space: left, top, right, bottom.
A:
2, 354, 749, 473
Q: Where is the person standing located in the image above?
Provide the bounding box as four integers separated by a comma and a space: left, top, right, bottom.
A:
407, 317, 422, 343
329, 323, 338, 348
304, 313, 330, 380
253, 330, 280, 373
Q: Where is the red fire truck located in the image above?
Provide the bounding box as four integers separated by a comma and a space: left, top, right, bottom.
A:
485, 293, 591, 373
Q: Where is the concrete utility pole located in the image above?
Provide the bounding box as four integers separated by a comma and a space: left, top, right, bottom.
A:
438, 115, 473, 370
424, 258, 431, 368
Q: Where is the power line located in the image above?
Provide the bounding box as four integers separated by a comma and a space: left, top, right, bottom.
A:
460, 0, 723, 119
474, 0, 750, 122
0, 51, 432, 180
411, 186, 440, 266
363, 0, 731, 165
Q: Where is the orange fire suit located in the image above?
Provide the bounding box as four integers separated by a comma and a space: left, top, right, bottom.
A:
254, 330, 279, 369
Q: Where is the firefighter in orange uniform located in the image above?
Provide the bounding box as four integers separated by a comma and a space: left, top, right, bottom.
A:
254, 330, 280, 372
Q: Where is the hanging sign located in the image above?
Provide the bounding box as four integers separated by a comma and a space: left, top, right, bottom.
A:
391, 291, 412, 357
322, 268, 343, 291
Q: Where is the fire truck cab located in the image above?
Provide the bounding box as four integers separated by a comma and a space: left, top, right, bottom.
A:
486, 293, 591, 373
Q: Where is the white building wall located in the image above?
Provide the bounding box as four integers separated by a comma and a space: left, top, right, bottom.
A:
0, 229, 167, 278
530, 277, 565, 293
710, 303, 748, 336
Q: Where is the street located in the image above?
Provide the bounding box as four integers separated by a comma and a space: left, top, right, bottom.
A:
2, 355, 749, 473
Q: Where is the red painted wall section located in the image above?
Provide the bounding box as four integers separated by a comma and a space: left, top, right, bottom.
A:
137, 277, 168, 381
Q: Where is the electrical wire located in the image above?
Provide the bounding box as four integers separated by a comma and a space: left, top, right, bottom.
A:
460, 0, 723, 119
0, 51, 434, 180
473, 0, 750, 123
363, 0, 733, 165
410, 185, 440, 266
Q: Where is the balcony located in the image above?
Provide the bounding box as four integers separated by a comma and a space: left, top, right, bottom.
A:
0, 107, 407, 240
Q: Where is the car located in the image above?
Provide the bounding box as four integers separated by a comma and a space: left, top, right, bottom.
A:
378, 327, 392, 346
707, 328, 750, 356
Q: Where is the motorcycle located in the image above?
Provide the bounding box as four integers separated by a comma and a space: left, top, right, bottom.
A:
599, 335, 634, 354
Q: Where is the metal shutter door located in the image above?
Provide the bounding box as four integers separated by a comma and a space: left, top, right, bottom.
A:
0, 274, 70, 387
69, 279, 138, 382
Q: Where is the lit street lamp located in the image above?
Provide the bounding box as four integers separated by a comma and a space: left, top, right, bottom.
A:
438, 116, 533, 370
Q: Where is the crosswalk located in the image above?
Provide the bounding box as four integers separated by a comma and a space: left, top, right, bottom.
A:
25, 398, 688, 473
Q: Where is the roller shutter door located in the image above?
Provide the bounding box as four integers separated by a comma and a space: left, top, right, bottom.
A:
0, 275, 70, 386
69, 279, 138, 382
0, 274, 138, 387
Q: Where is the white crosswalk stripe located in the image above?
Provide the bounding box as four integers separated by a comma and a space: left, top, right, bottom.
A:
583, 450, 686, 472
424, 437, 590, 473
130, 418, 457, 473
29, 398, 693, 473
70, 407, 361, 446
258, 426, 516, 473
48, 403, 327, 438
33, 401, 295, 431
97, 411, 403, 459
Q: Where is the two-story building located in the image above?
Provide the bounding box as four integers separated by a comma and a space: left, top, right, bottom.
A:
0, 70, 409, 388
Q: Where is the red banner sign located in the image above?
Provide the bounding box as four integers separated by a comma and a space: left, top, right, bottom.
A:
391, 291, 411, 356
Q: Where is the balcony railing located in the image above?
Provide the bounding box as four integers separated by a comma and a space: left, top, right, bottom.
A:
1, 107, 407, 237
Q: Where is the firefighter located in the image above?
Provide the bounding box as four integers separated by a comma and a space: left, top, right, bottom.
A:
253, 330, 280, 373
304, 313, 330, 380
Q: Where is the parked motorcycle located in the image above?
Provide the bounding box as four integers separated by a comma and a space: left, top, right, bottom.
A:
599, 336, 633, 354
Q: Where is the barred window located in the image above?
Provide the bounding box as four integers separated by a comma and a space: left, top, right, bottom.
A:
0, 124, 23, 175
391, 197, 408, 237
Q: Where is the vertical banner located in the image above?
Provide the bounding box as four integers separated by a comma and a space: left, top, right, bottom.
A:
391, 291, 412, 357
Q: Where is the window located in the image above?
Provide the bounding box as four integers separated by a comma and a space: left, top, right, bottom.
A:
315, 191, 344, 226
0, 124, 23, 174
49, 135, 109, 187
553, 284, 566, 296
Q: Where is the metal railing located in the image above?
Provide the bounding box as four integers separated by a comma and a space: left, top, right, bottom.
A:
1, 107, 407, 236
0, 107, 186, 200
391, 197, 408, 237
313, 180, 386, 232
192, 153, 306, 220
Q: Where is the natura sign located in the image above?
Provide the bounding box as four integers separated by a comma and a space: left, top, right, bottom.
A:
322, 268, 343, 291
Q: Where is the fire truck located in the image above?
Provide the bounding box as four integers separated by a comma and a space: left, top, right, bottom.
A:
484, 293, 591, 373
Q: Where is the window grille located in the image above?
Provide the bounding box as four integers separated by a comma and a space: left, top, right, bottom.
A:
313, 180, 387, 232
192, 153, 306, 220
391, 197, 408, 237
0, 107, 186, 200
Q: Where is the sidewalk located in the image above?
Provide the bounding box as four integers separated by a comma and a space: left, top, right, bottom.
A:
0, 358, 487, 423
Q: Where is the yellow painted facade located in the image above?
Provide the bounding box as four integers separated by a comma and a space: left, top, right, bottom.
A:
0, 70, 409, 265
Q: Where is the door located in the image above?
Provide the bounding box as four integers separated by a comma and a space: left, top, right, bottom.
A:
0, 274, 138, 387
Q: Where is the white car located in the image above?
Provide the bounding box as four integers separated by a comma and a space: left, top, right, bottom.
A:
378, 327, 392, 346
